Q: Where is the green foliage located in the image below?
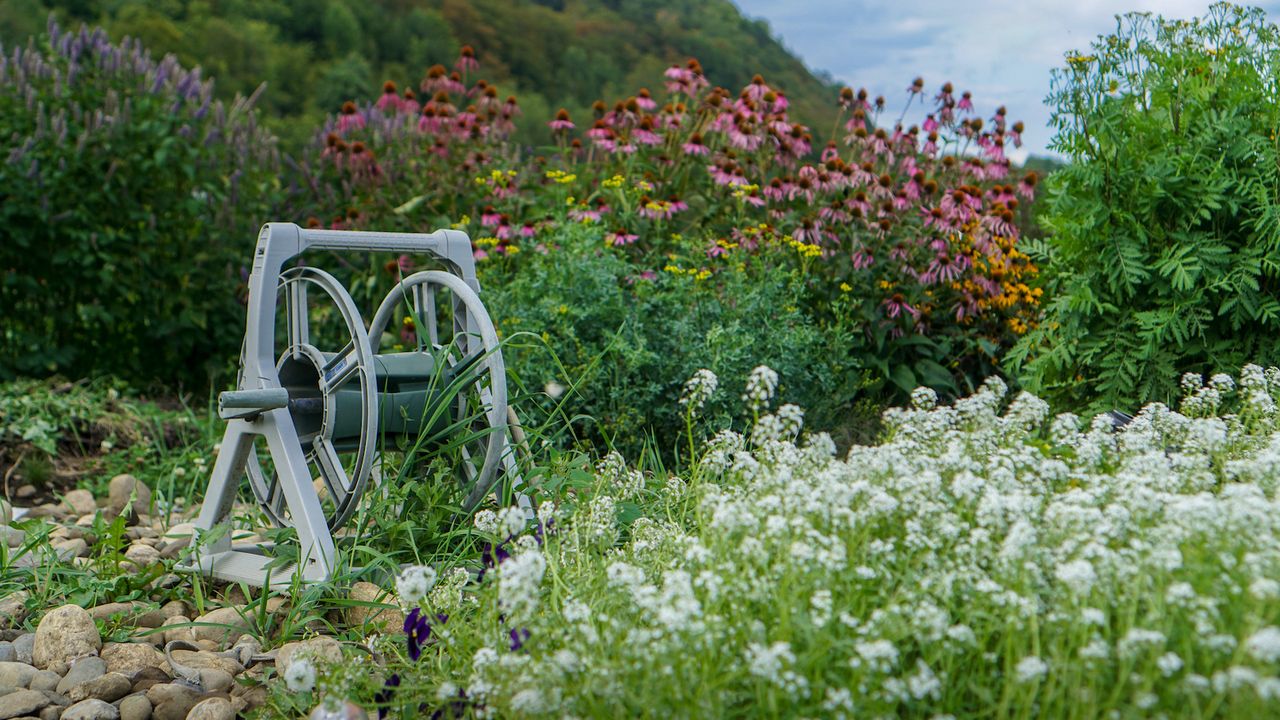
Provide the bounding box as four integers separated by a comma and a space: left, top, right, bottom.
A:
1009, 4, 1280, 414
480, 225, 862, 458
0, 20, 281, 387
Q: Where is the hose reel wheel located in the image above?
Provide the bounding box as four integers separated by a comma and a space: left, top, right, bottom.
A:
368, 270, 512, 510
245, 266, 378, 531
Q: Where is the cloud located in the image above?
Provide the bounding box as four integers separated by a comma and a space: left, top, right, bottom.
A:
733, 0, 1280, 159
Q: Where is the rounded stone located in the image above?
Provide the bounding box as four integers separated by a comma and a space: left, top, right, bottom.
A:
275, 637, 342, 677
0, 688, 50, 718
32, 605, 101, 669
118, 693, 152, 720
100, 644, 167, 678
0, 643, 16, 663
61, 698, 120, 720
188, 609, 250, 647
123, 544, 160, 569
184, 697, 233, 720
12, 634, 33, 665
56, 657, 106, 695
346, 583, 404, 633
160, 618, 195, 647
108, 475, 152, 518
0, 594, 29, 630
61, 489, 97, 517
196, 669, 233, 695
67, 671, 131, 703
0, 661, 38, 688
28, 670, 59, 693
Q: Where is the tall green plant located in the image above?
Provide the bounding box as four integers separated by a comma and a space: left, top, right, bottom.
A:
0, 18, 280, 387
1010, 3, 1280, 413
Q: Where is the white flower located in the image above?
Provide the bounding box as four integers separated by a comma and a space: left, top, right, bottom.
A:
910, 386, 938, 410
1054, 559, 1097, 595
1015, 656, 1048, 683
497, 506, 526, 538
473, 509, 498, 534
679, 369, 718, 413
743, 365, 779, 412
284, 657, 316, 693
497, 548, 546, 620
1157, 652, 1184, 677
1246, 627, 1280, 663
396, 565, 438, 606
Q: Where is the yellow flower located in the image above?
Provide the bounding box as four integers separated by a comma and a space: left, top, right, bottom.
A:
451, 214, 471, 229
506, 245, 521, 255
840, 282, 852, 293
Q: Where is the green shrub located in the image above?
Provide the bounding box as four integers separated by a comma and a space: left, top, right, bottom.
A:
479, 224, 864, 458
0, 19, 280, 387
1009, 5, 1280, 414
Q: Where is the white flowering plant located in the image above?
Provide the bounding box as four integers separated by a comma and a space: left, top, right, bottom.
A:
348, 364, 1280, 718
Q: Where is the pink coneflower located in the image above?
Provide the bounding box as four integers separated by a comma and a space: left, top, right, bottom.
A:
851, 249, 875, 270
587, 120, 612, 141
668, 195, 689, 213
606, 228, 639, 246
635, 88, 657, 111
907, 76, 925, 96
922, 114, 939, 133
519, 222, 536, 238
772, 90, 789, 113
682, 133, 710, 156
883, 293, 918, 320
495, 215, 513, 240
958, 91, 974, 112
819, 200, 850, 223
1018, 171, 1039, 200
793, 218, 823, 244
338, 102, 364, 133
376, 81, 400, 112
455, 45, 479, 73
401, 89, 419, 115
481, 206, 501, 227
548, 108, 575, 132
921, 253, 966, 285
633, 117, 662, 145
744, 74, 770, 102
758, 178, 782, 202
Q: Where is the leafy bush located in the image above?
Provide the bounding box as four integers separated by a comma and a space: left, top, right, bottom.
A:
0, 18, 280, 387
478, 223, 863, 456
1009, 5, 1280, 414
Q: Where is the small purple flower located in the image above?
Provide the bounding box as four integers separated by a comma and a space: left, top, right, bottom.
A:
375, 673, 400, 719
508, 627, 531, 652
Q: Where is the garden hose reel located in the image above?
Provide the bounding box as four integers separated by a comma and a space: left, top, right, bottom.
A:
185, 222, 526, 587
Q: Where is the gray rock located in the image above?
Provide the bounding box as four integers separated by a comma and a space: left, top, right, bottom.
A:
88, 606, 165, 631
61, 698, 120, 720
99, 644, 166, 678
12, 636, 33, 666
0, 644, 14, 663
0, 596, 28, 631
0, 662, 37, 688
32, 606, 100, 669
57, 658, 106, 695
27, 671, 58, 693
0, 527, 23, 549
188, 609, 250, 647
60, 490, 96, 517
122, 545, 160, 570
118, 694, 152, 720
67, 673, 131, 703
40, 704, 63, 720
275, 637, 342, 678
52, 539, 88, 561
0, 689, 49, 719
184, 697, 233, 720
107, 475, 152, 519
195, 669, 232, 695
118, 694, 151, 720
159, 619, 194, 647
142, 685, 198, 708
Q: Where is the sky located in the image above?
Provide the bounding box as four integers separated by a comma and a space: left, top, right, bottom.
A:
732, 0, 1280, 161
